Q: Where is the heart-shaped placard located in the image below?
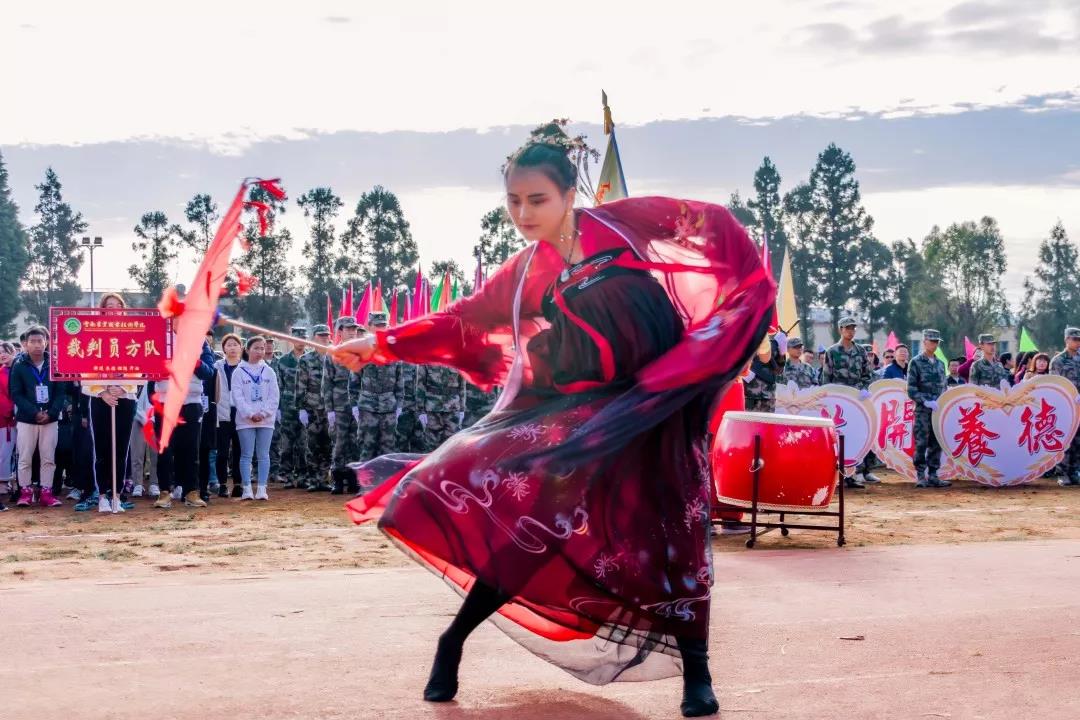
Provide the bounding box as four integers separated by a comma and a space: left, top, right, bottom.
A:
933, 376, 1080, 487
869, 379, 918, 482
776, 382, 877, 468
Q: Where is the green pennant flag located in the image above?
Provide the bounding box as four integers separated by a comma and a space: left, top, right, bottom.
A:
1018, 327, 1038, 353
935, 346, 949, 365
451, 277, 460, 301
431, 275, 445, 312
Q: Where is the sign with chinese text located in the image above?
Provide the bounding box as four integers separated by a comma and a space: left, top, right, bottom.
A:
869, 379, 918, 482
775, 382, 877, 468
932, 376, 1080, 487
49, 307, 172, 381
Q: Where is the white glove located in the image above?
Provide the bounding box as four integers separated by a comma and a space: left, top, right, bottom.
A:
925, 400, 939, 411
418, 412, 428, 427
775, 331, 788, 355
457, 411, 465, 424
351, 406, 360, 422
859, 389, 871, 400
298, 410, 309, 427
327, 410, 336, 427
744, 370, 756, 383
395, 406, 402, 420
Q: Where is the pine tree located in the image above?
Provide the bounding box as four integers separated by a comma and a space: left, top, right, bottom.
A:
0, 151, 30, 335
179, 193, 219, 254
297, 187, 344, 322
232, 185, 298, 329
23, 168, 87, 322
472, 207, 525, 269
748, 157, 790, 282
726, 191, 757, 232
128, 212, 180, 305
918, 217, 1009, 350
1020, 222, 1080, 349
341, 186, 418, 294
784, 144, 875, 329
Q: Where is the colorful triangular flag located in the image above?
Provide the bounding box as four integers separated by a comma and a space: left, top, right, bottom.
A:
594, 91, 628, 205
1019, 327, 1039, 352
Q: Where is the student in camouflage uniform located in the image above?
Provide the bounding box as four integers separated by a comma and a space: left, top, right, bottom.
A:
744, 335, 781, 412
357, 311, 402, 469
822, 316, 879, 488
297, 324, 333, 490
416, 365, 466, 452
464, 383, 499, 427
969, 333, 1012, 388
907, 328, 950, 488
1050, 327, 1080, 487
396, 362, 420, 452
270, 326, 308, 488
781, 337, 817, 389
324, 316, 361, 495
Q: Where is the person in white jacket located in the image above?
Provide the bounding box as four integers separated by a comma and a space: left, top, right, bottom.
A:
231, 336, 280, 501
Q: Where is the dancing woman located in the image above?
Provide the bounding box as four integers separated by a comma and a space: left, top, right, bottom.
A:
332, 122, 774, 717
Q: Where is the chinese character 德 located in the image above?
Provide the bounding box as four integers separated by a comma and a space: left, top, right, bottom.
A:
1019, 399, 1065, 455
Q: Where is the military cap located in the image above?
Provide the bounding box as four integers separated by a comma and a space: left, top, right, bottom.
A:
335, 315, 359, 330
838, 316, 857, 328
978, 333, 996, 344
367, 310, 389, 327
310, 324, 331, 336
923, 328, 941, 341
289, 325, 308, 338
1065, 327, 1080, 340
788, 336, 804, 349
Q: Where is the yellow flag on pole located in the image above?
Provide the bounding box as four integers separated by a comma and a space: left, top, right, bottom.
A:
595, 91, 628, 205
777, 248, 801, 339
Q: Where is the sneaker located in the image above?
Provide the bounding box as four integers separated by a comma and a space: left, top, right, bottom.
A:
845, 474, 867, 489
149, 484, 160, 497
38, 488, 62, 507
122, 480, 134, 496
74, 497, 95, 511
928, 477, 952, 488
231, 484, 244, 498
153, 491, 172, 509
184, 491, 207, 508
208, 481, 220, 494
718, 523, 753, 535
171, 486, 183, 500
240, 486, 255, 501
217, 485, 229, 498
66, 488, 83, 501
863, 473, 882, 484
254, 486, 269, 501
0, 501, 6, 512
110, 496, 127, 513
131, 485, 144, 498
16, 487, 34, 506
98, 496, 112, 513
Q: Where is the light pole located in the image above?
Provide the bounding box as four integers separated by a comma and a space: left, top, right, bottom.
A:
80, 236, 103, 306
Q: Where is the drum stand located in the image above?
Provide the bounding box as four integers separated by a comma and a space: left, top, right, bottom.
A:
716, 435, 847, 549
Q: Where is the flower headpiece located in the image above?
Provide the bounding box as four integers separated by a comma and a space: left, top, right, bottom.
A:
504, 119, 602, 202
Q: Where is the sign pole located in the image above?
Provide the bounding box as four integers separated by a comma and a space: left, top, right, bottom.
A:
110, 402, 118, 512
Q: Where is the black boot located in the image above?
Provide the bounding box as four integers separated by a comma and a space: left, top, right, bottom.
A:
231, 483, 243, 498
677, 637, 719, 717
329, 469, 346, 495
423, 581, 509, 703
345, 469, 359, 496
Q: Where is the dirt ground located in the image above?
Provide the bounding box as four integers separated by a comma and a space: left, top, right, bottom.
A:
3, 470, 1080, 583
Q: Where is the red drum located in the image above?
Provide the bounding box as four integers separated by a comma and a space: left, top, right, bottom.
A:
712, 411, 838, 512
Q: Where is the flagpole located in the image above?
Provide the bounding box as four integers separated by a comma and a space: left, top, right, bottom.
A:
218, 314, 336, 352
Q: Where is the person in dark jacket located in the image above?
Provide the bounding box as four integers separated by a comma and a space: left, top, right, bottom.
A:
10, 326, 69, 507
882, 344, 910, 380
150, 338, 217, 509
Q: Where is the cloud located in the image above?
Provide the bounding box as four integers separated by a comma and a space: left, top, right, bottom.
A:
797, 1, 1074, 56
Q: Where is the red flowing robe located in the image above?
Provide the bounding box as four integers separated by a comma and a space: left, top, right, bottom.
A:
346, 197, 774, 684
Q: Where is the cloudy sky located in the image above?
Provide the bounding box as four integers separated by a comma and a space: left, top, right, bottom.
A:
2, 0, 1078, 308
